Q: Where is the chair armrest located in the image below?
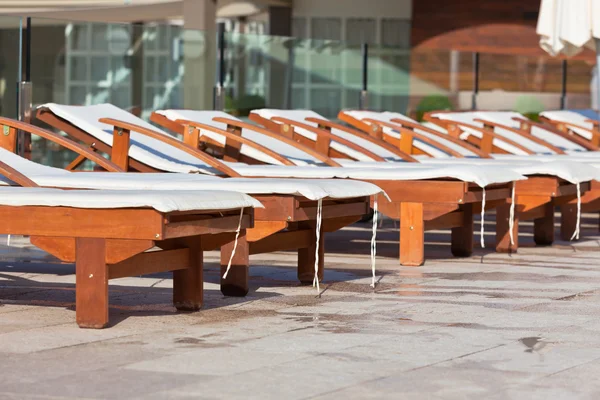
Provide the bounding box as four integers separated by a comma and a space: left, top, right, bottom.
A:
211, 117, 341, 167
363, 118, 466, 158
390, 118, 491, 159
512, 117, 599, 151
304, 117, 417, 162
174, 118, 295, 166
473, 118, 565, 155
98, 118, 241, 177
0, 117, 123, 172
443, 120, 535, 155
585, 119, 600, 129
270, 116, 387, 162
0, 159, 39, 187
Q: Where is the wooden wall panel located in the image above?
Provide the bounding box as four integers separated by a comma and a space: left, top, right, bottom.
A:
411, 0, 540, 52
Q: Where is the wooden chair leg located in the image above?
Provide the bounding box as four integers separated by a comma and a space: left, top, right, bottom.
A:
76, 238, 109, 329
534, 202, 555, 246
298, 221, 324, 284
451, 204, 473, 257
496, 202, 518, 253
560, 203, 578, 241
220, 230, 250, 297
173, 236, 204, 311
400, 202, 424, 266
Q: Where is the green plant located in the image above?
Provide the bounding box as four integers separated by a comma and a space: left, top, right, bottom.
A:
514, 95, 544, 116
230, 94, 266, 117
415, 95, 452, 121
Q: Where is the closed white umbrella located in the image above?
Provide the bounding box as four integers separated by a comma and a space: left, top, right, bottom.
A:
537, 0, 600, 56
537, 0, 600, 108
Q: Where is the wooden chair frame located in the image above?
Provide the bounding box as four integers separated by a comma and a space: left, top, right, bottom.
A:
513, 117, 599, 151
32, 110, 371, 287
338, 111, 593, 244
148, 113, 518, 266
253, 111, 590, 251
0, 157, 253, 329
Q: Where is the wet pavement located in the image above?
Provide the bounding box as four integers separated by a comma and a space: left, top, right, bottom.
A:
1, 213, 600, 399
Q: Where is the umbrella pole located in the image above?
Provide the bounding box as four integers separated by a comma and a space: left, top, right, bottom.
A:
596, 38, 600, 111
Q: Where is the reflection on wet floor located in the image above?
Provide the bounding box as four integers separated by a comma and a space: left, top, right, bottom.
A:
2, 213, 600, 397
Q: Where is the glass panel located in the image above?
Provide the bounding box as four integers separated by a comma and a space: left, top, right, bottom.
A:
90, 56, 110, 81
91, 23, 109, 51
291, 17, 307, 39
310, 87, 341, 118
381, 19, 411, 49
565, 59, 594, 109
405, 47, 474, 118
69, 86, 87, 105
310, 18, 341, 41
345, 18, 376, 47
69, 56, 87, 81
479, 53, 565, 113
0, 16, 23, 119
69, 24, 88, 51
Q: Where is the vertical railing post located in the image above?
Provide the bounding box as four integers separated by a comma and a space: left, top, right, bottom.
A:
595, 38, 600, 111
359, 42, 369, 110
213, 22, 226, 110
560, 59, 567, 110
17, 17, 32, 159
471, 52, 479, 111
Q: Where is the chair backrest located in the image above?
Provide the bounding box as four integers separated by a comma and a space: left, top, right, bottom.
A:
342, 110, 479, 158
431, 112, 548, 155
38, 103, 231, 175
0, 146, 70, 183
156, 109, 323, 166
251, 109, 408, 162
476, 111, 585, 151
540, 110, 597, 140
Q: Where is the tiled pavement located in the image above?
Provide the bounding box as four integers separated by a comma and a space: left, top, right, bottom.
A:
1, 214, 600, 399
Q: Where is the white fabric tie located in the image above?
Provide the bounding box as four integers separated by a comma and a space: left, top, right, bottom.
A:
6, 234, 10, 247
370, 195, 378, 288
509, 185, 516, 246
480, 187, 486, 248
313, 199, 323, 293
570, 182, 582, 241
222, 208, 245, 279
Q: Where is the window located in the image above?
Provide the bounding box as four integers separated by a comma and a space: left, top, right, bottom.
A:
142, 24, 183, 119
310, 18, 342, 41
291, 17, 307, 39
345, 18, 376, 47
65, 23, 133, 107
381, 19, 411, 49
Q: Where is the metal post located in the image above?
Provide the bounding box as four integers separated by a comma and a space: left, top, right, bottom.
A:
25, 17, 31, 82
213, 22, 226, 111
595, 38, 600, 111
359, 42, 369, 110
560, 59, 567, 110
471, 52, 479, 110
449, 50, 459, 93
17, 17, 32, 159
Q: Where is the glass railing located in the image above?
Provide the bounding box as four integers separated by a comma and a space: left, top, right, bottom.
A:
1, 15, 594, 167
0, 16, 25, 120
221, 32, 414, 119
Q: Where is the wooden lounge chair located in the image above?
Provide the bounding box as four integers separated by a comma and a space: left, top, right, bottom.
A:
247, 109, 593, 252
340, 112, 594, 244
537, 110, 600, 149
35, 105, 525, 267
30, 109, 381, 288
0, 158, 259, 329
146, 110, 524, 265
420, 111, 600, 242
